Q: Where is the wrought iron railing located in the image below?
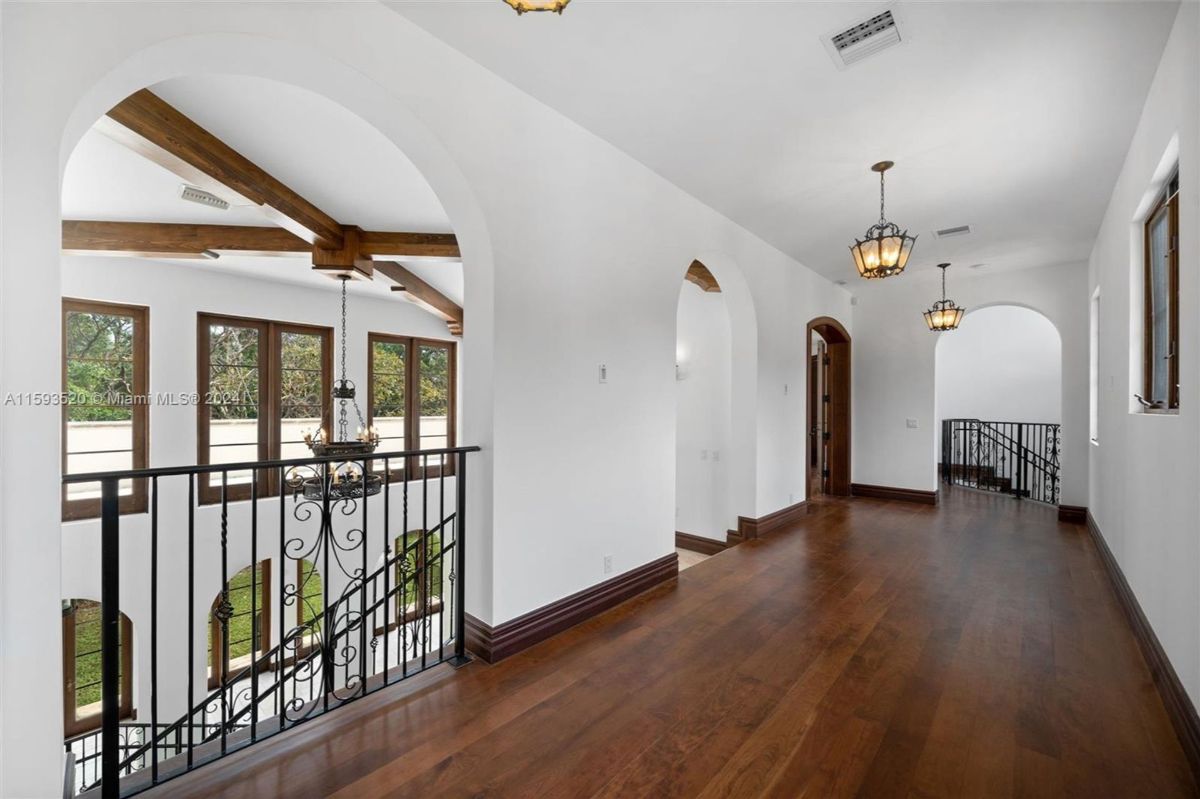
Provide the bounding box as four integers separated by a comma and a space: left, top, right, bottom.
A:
941, 419, 1060, 505
61, 445, 479, 798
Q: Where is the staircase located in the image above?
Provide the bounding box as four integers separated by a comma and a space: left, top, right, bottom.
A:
62, 446, 478, 798
941, 419, 1060, 505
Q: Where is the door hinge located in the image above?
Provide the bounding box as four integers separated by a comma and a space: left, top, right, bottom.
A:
823, 393, 831, 403
822, 468, 831, 478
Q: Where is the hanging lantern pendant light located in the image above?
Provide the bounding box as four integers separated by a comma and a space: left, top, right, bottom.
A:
850, 161, 917, 280
923, 263, 966, 331
503, 0, 570, 13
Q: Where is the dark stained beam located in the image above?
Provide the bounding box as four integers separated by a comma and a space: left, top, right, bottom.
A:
685, 260, 721, 293
62, 220, 309, 258
360, 230, 460, 259
374, 260, 463, 336
62, 221, 462, 262
101, 89, 345, 247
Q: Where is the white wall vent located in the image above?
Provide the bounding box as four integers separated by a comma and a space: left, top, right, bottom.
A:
935, 224, 972, 239
822, 9, 904, 70
179, 184, 229, 210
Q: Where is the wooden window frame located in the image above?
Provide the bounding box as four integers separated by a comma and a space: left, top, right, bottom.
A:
367, 333, 457, 481
1142, 171, 1180, 412
207, 559, 273, 690
62, 298, 150, 521
62, 600, 133, 737
197, 314, 332, 503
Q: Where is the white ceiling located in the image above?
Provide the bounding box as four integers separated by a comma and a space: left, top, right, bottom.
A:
62, 74, 463, 305
392, 0, 1179, 281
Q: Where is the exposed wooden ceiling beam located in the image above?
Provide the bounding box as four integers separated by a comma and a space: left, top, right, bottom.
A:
360, 230, 460, 259
62, 220, 310, 258
685, 260, 722, 293
62, 221, 461, 261
101, 89, 345, 247
374, 260, 463, 337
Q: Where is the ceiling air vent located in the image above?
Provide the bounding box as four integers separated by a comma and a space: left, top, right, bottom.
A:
935, 224, 972, 239
179, 184, 229, 211
822, 9, 904, 70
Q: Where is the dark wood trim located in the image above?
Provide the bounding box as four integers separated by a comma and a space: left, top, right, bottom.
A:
674, 531, 727, 556
464, 553, 679, 663
63, 602, 133, 737
1086, 511, 1200, 784
1142, 171, 1179, 410
851, 483, 938, 505
61, 298, 150, 521
736, 499, 809, 540
1058, 504, 1087, 524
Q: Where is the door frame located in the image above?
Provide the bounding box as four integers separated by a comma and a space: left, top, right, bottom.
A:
805, 317, 851, 497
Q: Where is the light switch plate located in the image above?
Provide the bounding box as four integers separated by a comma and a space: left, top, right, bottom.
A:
906, 418, 919, 429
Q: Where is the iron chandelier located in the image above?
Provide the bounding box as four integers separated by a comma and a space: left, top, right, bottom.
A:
850, 160, 917, 280
503, 0, 570, 13
923, 263, 965, 332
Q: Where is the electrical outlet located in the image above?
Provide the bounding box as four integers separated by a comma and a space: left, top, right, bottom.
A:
906, 418, 919, 429
603, 554, 613, 574
700, 449, 709, 461
598, 363, 608, 383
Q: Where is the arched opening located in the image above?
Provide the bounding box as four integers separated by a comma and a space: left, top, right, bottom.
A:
935, 304, 1063, 503
61, 600, 133, 737
675, 261, 732, 563
208, 560, 272, 690
806, 317, 851, 497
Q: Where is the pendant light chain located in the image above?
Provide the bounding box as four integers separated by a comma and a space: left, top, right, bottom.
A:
941, 262, 947, 300
879, 169, 887, 224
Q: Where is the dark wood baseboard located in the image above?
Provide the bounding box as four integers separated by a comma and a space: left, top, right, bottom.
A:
675, 531, 727, 556
725, 528, 743, 546
464, 552, 679, 663
737, 499, 809, 540
1087, 511, 1200, 784
851, 482, 938, 505
1058, 504, 1087, 524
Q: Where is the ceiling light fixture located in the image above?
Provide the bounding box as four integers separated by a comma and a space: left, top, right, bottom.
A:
923, 263, 965, 332
850, 160, 916, 280
503, 0, 570, 14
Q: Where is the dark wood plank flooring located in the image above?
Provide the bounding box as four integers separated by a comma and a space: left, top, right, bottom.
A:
153, 488, 1197, 798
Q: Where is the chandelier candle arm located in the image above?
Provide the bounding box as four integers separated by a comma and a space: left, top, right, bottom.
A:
849, 160, 917, 280
923, 263, 966, 331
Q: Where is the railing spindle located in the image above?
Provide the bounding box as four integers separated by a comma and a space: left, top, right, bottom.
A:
100, 478, 120, 799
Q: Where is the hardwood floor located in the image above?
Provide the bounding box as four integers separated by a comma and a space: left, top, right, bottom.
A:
153, 488, 1197, 798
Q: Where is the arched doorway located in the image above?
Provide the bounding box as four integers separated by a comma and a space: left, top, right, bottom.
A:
806, 317, 851, 497
935, 304, 1062, 503
675, 261, 732, 558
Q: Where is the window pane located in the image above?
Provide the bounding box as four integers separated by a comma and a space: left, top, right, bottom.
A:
66, 359, 135, 404
281, 332, 326, 448
371, 341, 406, 451
418, 345, 450, 452
67, 313, 133, 361
209, 366, 260, 406
280, 331, 323, 371
209, 325, 260, 366
1148, 208, 1171, 404
209, 563, 267, 673
69, 600, 125, 717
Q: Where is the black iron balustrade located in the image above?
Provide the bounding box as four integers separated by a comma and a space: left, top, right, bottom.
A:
940, 419, 1060, 505
61, 445, 479, 798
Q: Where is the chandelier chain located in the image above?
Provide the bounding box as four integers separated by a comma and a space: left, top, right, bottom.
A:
880, 169, 887, 224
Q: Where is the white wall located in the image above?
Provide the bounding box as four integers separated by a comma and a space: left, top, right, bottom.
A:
935, 305, 1062, 425
1088, 3, 1200, 707
0, 5, 851, 791
853, 261, 1088, 502
675, 282, 732, 541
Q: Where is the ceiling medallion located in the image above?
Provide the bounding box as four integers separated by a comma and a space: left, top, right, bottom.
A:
923, 263, 966, 332
503, 0, 570, 13
850, 160, 917, 280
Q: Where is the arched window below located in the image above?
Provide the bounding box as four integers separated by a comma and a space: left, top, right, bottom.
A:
62, 599, 133, 736
208, 560, 272, 690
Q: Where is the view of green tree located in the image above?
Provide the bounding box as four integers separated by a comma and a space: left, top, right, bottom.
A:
298, 559, 323, 633
65, 311, 136, 422
280, 332, 323, 420
395, 531, 443, 609
68, 600, 124, 709
418, 346, 450, 417
208, 324, 260, 421
208, 562, 267, 670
